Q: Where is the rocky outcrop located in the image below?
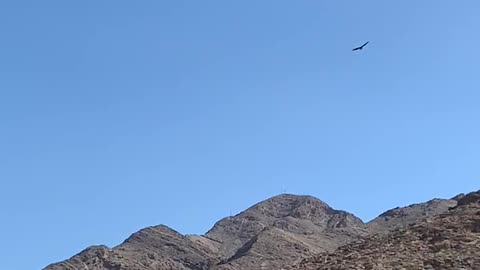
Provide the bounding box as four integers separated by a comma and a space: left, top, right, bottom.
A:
455, 190, 480, 207
44, 225, 221, 270
367, 198, 458, 234
208, 195, 367, 269
206, 195, 367, 259
290, 190, 480, 270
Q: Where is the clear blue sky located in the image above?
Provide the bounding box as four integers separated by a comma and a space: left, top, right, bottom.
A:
1, 1, 479, 269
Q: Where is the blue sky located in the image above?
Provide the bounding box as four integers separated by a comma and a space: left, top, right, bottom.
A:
1, 1, 479, 269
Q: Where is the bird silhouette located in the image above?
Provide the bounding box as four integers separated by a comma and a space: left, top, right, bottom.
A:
352, 41, 369, 51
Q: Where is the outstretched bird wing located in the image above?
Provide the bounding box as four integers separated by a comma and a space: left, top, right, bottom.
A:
352, 41, 369, 51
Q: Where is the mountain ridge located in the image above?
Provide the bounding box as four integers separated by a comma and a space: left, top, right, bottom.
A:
44, 191, 478, 270
289, 190, 480, 270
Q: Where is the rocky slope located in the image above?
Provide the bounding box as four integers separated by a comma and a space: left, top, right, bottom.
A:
44, 191, 479, 270
208, 195, 367, 269
290, 190, 480, 270
44, 195, 367, 270
367, 198, 458, 234
45, 225, 221, 270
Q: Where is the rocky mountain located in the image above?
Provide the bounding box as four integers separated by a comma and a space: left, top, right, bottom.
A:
46, 225, 221, 270
208, 195, 367, 269
367, 198, 458, 234
44, 191, 479, 270
289, 190, 480, 270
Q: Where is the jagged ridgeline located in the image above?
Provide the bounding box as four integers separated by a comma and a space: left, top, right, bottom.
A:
44, 191, 480, 270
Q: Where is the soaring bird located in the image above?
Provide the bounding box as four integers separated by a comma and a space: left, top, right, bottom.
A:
352, 41, 369, 51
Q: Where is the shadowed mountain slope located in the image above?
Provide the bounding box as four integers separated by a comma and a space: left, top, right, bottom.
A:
290, 190, 480, 270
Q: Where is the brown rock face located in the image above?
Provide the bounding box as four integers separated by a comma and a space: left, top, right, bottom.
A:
455, 190, 480, 207
44, 191, 480, 270
290, 190, 480, 270
45, 225, 221, 270
206, 195, 367, 258
367, 198, 458, 234
208, 195, 367, 269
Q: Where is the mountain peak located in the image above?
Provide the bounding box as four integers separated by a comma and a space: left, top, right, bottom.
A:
205, 194, 365, 260
245, 194, 333, 220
